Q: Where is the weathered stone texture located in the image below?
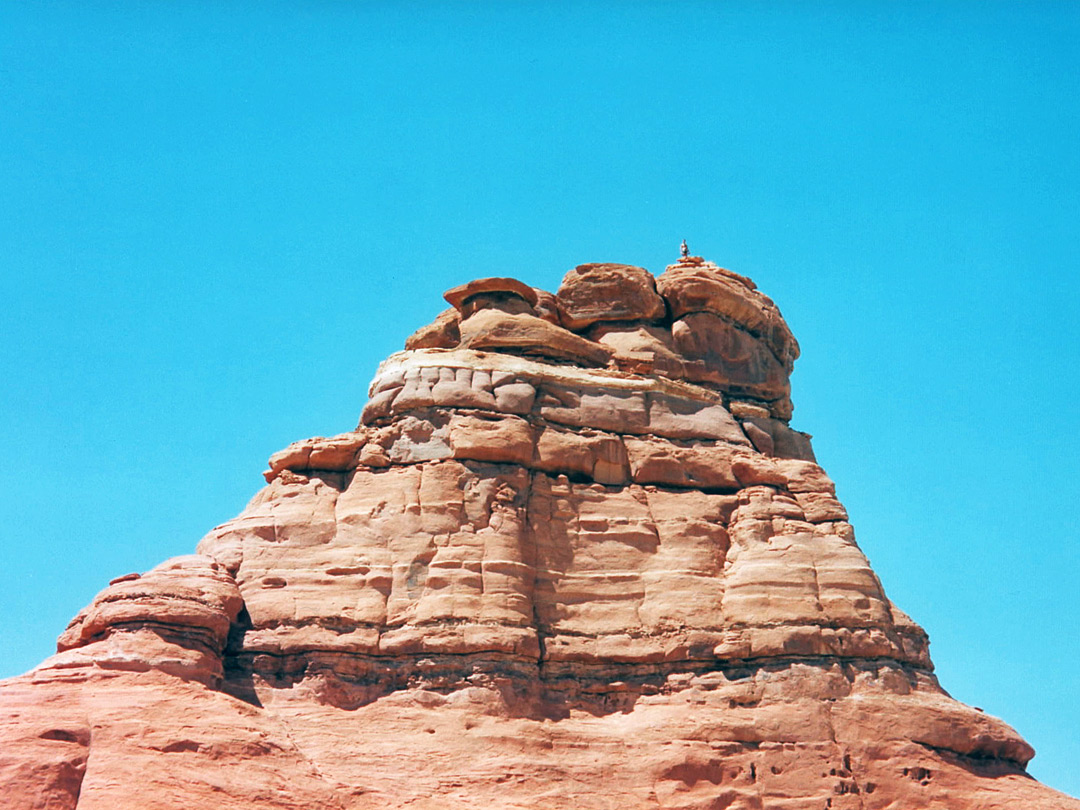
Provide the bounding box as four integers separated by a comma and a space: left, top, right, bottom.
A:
2, 255, 1076, 809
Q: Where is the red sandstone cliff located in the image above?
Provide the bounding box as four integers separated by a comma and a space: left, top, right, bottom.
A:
2, 256, 1076, 809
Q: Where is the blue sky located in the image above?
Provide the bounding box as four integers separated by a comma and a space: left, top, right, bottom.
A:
1, 1, 1077, 796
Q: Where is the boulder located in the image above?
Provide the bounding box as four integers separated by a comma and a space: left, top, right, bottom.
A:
556, 263, 666, 330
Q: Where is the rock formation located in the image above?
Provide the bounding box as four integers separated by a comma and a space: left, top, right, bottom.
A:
2, 255, 1076, 809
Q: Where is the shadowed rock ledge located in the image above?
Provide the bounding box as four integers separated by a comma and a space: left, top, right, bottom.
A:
2, 256, 1076, 809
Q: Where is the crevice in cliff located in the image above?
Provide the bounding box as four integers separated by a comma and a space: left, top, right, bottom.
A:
222, 605, 262, 707
221, 649, 938, 717
915, 742, 1035, 775
525, 469, 548, 674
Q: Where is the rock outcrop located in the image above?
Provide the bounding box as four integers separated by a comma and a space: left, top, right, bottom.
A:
2, 255, 1076, 809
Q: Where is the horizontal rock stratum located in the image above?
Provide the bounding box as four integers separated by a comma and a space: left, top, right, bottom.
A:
2, 255, 1076, 809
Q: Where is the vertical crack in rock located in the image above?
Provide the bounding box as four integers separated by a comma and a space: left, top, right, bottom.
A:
1, 255, 1075, 809
524, 469, 548, 673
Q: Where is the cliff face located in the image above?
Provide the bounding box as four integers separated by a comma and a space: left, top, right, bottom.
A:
2, 257, 1075, 810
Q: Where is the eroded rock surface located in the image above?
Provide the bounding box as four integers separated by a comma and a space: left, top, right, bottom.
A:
2, 256, 1076, 809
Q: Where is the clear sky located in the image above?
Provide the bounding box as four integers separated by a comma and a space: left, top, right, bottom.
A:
1, 0, 1077, 796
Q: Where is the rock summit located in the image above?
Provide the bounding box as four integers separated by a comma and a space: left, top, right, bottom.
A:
3, 255, 1076, 809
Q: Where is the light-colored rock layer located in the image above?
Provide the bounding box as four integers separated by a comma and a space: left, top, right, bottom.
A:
1, 258, 1075, 810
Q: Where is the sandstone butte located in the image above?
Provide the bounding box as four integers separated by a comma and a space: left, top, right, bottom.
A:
2, 256, 1077, 810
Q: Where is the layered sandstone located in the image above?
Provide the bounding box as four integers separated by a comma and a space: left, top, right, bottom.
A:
2, 255, 1076, 809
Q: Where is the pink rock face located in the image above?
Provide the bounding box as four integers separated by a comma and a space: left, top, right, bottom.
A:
2, 257, 1077, 810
